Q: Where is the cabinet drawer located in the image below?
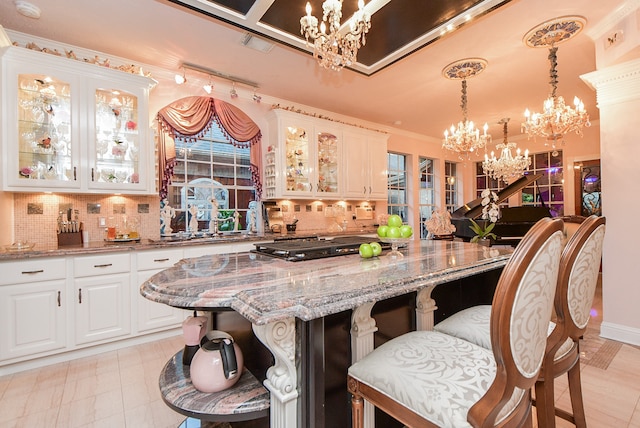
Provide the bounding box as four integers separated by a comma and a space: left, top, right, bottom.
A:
74, 253, 131, 277
1, 258, 67, 285
137, 249, 183, 271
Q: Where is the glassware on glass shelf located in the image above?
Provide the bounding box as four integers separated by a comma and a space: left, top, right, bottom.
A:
106, 217, 117, 240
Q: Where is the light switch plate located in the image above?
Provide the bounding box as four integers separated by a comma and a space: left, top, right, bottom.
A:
98, 217, 106, 227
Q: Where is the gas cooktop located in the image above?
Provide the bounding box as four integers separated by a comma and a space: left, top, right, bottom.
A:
252, 236, 388, 262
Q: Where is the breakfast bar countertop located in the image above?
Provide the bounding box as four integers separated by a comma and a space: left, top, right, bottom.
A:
140, 240, 514, 325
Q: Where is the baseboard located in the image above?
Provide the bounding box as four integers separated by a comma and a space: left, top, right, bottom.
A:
600, 321, 640, 346
0, 328, 181, 376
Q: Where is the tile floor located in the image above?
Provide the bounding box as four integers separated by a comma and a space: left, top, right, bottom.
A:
1, 281, 639, 427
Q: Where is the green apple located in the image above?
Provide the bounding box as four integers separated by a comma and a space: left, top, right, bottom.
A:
359, 243, 373, 258
387, 226, 402, 238
369, 242, 382, 256
400, 225, 413, 238
377, 225, 389, 238
387, 214, 403, 228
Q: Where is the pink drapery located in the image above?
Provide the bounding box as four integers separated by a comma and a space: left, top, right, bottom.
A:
156, 96, 262, 199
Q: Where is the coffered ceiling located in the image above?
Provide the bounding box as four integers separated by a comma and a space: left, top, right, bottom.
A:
0, 0, 629, 141
168, 0, 512, 75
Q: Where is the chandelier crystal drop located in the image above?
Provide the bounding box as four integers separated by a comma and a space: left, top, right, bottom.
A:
521, 16, 590, 148
300, 0, 371, 71
442, 59, 491, 158
483, 118, 531, 183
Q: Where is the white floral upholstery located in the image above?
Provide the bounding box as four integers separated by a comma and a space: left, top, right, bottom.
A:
348, 330, 525, 428
568, 225, 605, 330
435, 308, 563, 357
434, 305, 492, 348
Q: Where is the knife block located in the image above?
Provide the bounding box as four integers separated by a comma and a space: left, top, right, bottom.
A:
57, 223, 84, 247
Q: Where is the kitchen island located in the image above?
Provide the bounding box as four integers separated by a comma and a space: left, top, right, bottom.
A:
141, 239, 513, 428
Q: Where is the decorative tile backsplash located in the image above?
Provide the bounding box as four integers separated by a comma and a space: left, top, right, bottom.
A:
12, 193, 160, 247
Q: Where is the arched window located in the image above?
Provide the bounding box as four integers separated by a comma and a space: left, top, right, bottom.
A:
157, 96, 261, 233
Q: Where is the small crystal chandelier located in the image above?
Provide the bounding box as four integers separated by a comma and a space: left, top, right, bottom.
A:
521, 16, 590, 149
442, 58, 491, 158
483, 118, 531, 183
300, 0, 371, 71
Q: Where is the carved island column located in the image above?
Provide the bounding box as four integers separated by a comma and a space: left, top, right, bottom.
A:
416, 284, 438, 331
350, 302, 378, 428
253, 318, 297, 428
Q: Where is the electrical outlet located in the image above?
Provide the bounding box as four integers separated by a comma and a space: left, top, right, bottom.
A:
98, 217, 106, 227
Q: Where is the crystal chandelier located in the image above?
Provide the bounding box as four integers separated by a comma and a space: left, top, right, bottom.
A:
483, 118, 531, 183
442, 59, 491, 158
521, 16, 590, 149
300, 0, 371, 71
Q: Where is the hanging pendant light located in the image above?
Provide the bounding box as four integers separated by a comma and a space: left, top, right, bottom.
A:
442, 58, 491, 159
521, 16, 590, 149
483, 118, 531, 183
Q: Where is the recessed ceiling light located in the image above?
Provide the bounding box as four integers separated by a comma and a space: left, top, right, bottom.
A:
15, 0, 41, 19
240, 33, 274, 53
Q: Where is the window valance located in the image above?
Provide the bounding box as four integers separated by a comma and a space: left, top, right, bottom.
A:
156, 96, 262, 199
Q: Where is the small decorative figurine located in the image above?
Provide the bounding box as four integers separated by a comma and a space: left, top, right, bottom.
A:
209, 197, 219, 233
425, 209, 456, 238
233, 210, 240, 232
189, 204, 199, 235
160, 199, 176, 235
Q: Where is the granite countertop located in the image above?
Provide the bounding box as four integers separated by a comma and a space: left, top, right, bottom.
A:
0, 229, 378, 261
141, 240, 514, 325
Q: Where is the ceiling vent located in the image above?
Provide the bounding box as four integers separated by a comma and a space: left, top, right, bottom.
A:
240, 33, 274, 54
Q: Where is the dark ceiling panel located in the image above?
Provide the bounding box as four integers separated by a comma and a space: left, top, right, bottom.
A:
356, 0, 485, 65
207, 0, 256, 15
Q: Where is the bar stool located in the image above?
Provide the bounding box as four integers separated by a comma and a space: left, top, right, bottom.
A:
347, 217, 564, 427
434, 215, 605, 427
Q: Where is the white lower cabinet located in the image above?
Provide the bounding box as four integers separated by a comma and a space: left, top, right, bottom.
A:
73, 253, 131, 345
0, 280, 67, 360
136, 248, 186, 333
0, 258, 67, 361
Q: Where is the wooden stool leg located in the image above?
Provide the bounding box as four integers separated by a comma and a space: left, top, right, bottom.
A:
534, 371, 557, 428
567, 362, 587, 428
351, 392, 365, 428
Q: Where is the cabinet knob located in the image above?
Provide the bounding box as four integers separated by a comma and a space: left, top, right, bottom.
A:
21, 269, 44, 275
93, 263, 113, 268
78, 288, 82, 304
91, 168, 95, 181
73, 167, 77, 181
154, 258, 170, 262
57, 291, 61, 307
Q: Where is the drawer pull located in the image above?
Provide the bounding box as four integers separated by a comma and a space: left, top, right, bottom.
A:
93, 263, 113, 268
21, 269, 44, 275
78, 288, 82, 304
57, 291, 61, 307
154, 258, 170, 262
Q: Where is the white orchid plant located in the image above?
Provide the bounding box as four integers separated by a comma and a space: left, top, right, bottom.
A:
469, 189, 500, 243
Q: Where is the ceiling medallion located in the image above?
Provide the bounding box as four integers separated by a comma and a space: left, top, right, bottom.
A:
442, 58, 491, 159
522, 16, 590, 149
300, 0, 371, 71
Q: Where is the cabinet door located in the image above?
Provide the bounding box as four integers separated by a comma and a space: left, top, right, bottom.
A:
282, 118, 315, 197
0, 280, 66, 361
1, 50, 82, 191
342, 131, 368, 198
136, 248, 185, 333
315, 126, 341, 197
86, 79, 152, 193
367, 136, 389, 199
137, 269, 186, 333
74, 273, 131, 345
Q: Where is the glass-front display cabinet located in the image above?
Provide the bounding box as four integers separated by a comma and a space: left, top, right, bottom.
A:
266, 109, 341, 199
1, 45, 155, 194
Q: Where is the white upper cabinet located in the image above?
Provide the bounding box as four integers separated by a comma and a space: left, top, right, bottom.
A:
0, 46, 156, 194
265, 109, 387, 200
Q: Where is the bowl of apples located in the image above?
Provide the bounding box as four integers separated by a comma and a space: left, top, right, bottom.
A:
377, 215, 413, 258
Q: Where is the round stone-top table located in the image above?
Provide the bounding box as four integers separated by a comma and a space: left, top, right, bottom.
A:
159, 350, 270, 423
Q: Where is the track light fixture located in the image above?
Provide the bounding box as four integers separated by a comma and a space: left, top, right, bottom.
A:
174, 66, 186, 85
